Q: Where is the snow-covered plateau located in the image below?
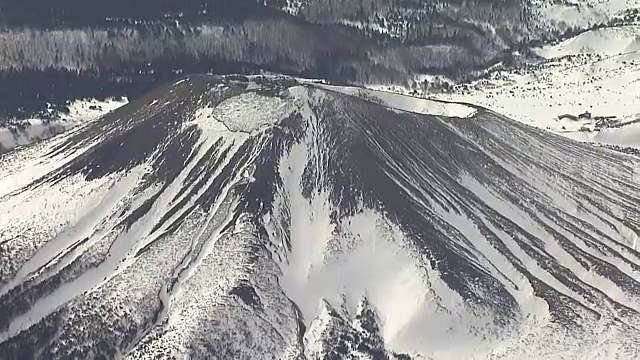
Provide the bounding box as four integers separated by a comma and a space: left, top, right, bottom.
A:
0, 75, 639, 359
434, 24, 640, 149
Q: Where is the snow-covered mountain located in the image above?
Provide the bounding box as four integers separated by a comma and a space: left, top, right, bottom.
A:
1, 75, 639, 359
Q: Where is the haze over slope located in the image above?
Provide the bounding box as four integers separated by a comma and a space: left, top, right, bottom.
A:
1, 76, 639, 359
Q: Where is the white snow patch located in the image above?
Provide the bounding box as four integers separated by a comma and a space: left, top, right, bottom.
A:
535, 25, 640, 59
537, 0, 640, 28
435, 25, 640, 146
280, 0, 304, 16
0, 98, 127, 152
316, 84, 477, 118
62, 97, 128, 124
0, 121, 66, 152
338, 19, 394, 37
594, 122, 640, 147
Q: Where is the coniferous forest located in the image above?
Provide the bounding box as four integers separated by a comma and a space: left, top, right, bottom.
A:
0, 0, 583, 124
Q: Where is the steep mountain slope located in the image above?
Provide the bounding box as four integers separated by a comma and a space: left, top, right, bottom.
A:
0, 75, 639, 359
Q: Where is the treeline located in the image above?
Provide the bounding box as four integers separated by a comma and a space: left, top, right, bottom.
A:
0, 0, 569, 122
0, 18, 515, 79
0, 58, 274, 126
0, 0, 269, 27
0, 16, 513, 122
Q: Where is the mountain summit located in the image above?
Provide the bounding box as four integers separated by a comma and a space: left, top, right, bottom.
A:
1, 75, 639, 359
